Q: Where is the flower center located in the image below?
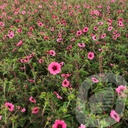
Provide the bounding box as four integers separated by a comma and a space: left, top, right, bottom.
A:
8, 105, 11, 109
52, 66, 57, 71
57, 124, 62, 128
114, 114, 118, 118
64, 81, 67, 84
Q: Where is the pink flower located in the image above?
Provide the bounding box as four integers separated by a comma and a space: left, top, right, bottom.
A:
79, 124, 86, 128
88, 52, 95, 60
32, 107, 39, 114
48, 62, 61, 75
83, 27, 89, 33
21, 108, 26, 112
118, 21, 124, 27
101, 33, 106, 39
51, 27, 55, 31
16, 106, 21, 110
57, 37, 62, 42
5, 102, 14, 112
54, 91, 63, 99
98, 48, 102, 52
29, 96, 36, 103
66, 45, 72, 50
76, 30, 83, 36
62, 79, 70, 87
113, 30, 117, 34
0, 115, 2, 120
21, 11, 26, 15
108, 26, 113, 31
110, 110, 120, 122
110, 63, 114, 67
92, 77, 99, 83
71, 38, 75, 42
112, 35, 117, 40
17, 28, 22, 33
8, 31, 14, 38
37, 21, 44, 27
58, 33, 62, 37
52, 119, 67, 128
98, 21, 104, 25
0, 21, 4, 26
78, 43, 86, 48
38, 5, 42, 8
59, 62, 64, 67
20, 59, 27, 63
116, 85, 127, 96
12, 48, 17, 52
93, 26, 98, 31
20, 56, 30, 63
38, 59, 44, 63
49, 50, 56, 56
116, 33, 120, 37
92, 35, 97, 40
16, 40, 23, 47
61, 74, 71, 79
28, 79, 35, 83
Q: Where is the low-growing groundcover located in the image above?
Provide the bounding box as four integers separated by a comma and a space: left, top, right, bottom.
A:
0, 0, 128, 127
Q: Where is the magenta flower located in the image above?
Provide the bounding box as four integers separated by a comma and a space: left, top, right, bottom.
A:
28, 79, 35, 83
38, 5, 42, 8
101, 33, 106, 39
88, 52, 95, 60
54, 91, 63, 99
21, 11, 26, 15
94, 26, 98, 31
83, 27, 89, 33
78, 43, 86, 48
16, 40, 23, 47
116, 85, 127, 97
29, 96, 36, 103
21, 108, 26, 113
48, 62, 61, 75
118, 21, 124, 27
38, 59, 44, 64
92, 77, 99, 83
110, 110, 120, 122
52, 119, 67, 128
32, 107, 39, 114
51, 27, 55, 31
49, 50, 56, 56
116, 85, 127, 93
62, 79, 70, 87
110, 63, 114, 67
59, 62, 64, 67
57, 37, 62, 42
79, 124, 86, 128
37, 21, 44, 27
113, 30, 117, 34
0, 22, 5, 26
98, 48, 102, 52
5, 102, 14, 112
76, 30, 83, 36
116, 33, 120, 37
61, 74, 71, 79
92, 35, 97, 40
108, 26, 113, 31
8, 31, 14, 38
112, 35, 117, 40
0, 115, 2, 120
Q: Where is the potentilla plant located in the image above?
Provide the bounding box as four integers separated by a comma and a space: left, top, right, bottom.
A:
0, 0, 128, 128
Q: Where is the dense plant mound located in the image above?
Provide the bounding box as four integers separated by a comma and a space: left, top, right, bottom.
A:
0, 0, 128, 127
